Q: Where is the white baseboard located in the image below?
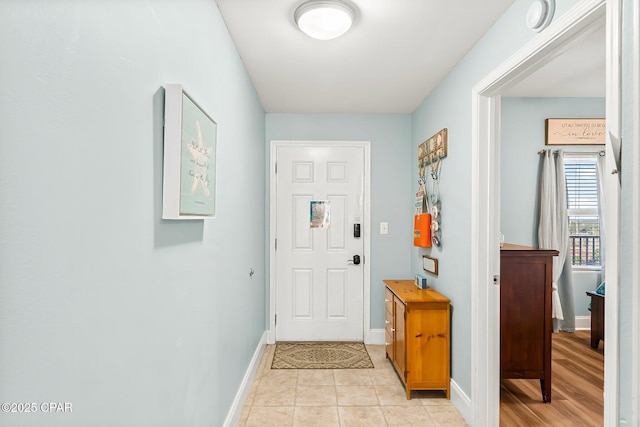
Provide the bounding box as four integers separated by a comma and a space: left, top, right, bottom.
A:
367, 328, 385, 345
222, 331, 267, 427
268, 328, 387, 345
450, 378, 472, 425
575, 315, 591, 330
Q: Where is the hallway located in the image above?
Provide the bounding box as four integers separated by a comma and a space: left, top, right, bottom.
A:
238, 344, 468, 426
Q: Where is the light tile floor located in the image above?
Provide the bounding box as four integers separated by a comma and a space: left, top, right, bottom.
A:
238, 344, 468, 426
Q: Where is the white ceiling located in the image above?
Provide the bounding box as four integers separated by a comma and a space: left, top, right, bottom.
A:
215, 0, 606, 114
502, 19, 605, 97
215, 0, 516, 113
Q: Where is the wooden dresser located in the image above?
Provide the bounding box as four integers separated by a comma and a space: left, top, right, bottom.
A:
500, 244, 558, 403
384, 280, 450, 399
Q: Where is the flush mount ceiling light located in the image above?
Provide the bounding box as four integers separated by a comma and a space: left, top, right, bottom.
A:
526, 0, 555, 32
294, 0, 357, 40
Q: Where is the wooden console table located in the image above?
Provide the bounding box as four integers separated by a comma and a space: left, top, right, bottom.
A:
384, 280, 450, 399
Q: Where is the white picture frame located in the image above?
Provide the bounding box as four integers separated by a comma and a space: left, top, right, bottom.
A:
162, 84, 217, 219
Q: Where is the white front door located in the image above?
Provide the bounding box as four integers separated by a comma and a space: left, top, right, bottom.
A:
275, 143, 365, 341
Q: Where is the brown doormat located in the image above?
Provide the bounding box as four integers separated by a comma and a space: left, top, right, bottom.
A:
271, 342, 374, 369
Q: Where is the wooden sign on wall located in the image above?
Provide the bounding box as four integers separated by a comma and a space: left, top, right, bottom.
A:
545, 118, 605, 145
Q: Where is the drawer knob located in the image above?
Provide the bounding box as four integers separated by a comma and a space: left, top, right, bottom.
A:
385, 342, 390, 346
385, 299, 390, 303
385, 320, 390, 324
391, 328, 395, 332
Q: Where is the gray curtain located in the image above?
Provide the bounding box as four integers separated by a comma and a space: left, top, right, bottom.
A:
596, 153, 606, 280
538, 149, 575, 333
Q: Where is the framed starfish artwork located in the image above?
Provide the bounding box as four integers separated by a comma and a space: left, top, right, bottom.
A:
162, 84, 217, 219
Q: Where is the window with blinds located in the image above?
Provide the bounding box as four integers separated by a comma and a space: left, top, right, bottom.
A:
564, 158, 600, 268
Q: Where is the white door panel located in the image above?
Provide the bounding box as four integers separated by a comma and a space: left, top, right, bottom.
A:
276, 145, 364, 341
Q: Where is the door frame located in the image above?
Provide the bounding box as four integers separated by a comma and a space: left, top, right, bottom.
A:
632, 0, 640, 421
470, 0, 621, 425
268, 140, 372, 344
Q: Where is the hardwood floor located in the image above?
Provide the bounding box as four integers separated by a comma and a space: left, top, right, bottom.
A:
500, 330, 604, 426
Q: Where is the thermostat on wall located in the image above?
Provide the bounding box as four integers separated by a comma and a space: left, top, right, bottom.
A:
423, 255, 439, 276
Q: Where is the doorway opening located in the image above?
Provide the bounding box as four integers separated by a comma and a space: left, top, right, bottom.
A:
470, 0, 620, 425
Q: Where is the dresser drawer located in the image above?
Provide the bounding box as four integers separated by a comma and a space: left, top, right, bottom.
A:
385, 317, 393, 334
385, 288, 394, 316
385, 330, 393, 351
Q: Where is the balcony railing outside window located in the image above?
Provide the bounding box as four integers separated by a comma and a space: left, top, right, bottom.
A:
569, 234, 600, 267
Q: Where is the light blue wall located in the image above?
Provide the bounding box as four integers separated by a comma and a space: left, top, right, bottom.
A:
0, 1, 265, 426
265, 114, 413, 330
410, 0, 583, 398
501, 97, 605, 316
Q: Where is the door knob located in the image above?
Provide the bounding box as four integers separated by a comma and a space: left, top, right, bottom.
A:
347, 255, 361, 265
